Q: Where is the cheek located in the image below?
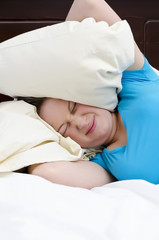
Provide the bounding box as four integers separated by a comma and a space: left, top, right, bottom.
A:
39, 110, 58, 131
65, 128, 86, 147
66, 127, 79, 141
39, 111, 50, 125
101, 111, 112, 125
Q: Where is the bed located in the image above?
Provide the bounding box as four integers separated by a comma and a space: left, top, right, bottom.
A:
0, 172, 159, 240
0, 0, 159, 239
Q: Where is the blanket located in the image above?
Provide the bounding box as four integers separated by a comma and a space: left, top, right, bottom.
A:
0, 172, 159, 240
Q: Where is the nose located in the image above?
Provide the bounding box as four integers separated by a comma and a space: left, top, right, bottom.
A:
70, 114, 88, 130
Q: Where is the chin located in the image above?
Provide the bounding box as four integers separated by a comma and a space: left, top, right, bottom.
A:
82, 141, 103, 149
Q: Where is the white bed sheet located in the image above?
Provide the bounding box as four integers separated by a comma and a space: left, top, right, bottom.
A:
0, 172, 159, 240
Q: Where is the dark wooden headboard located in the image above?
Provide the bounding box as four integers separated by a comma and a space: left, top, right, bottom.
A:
0, 0, 159, 102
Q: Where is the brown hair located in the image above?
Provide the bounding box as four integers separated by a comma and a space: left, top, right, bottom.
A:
17, 96, 46, 114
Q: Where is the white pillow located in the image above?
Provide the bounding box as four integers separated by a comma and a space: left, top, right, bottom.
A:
152, 66, 159, 75
0, 100, 84, 172
0, 18, 134, 111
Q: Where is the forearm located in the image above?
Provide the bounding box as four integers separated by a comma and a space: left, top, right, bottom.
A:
66, 0, 121, 24
28, 160, 115, 189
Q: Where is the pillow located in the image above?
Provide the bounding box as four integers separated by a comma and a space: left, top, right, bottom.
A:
0, 18, 134, 111
0, 100, 84, 172
152, 66, 159, 75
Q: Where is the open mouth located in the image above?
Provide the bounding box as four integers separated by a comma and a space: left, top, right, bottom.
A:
86, 116, 96, 135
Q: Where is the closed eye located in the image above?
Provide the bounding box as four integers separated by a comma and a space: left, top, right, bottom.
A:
58, 102, 77, 137
70, 102, 77, 113
58, 123, 68, 136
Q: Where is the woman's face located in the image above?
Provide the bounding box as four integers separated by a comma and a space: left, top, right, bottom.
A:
39, 98, 116, 148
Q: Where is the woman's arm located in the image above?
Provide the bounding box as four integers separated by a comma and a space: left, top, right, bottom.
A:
66, 0, 144, 71
28, 160, 115, 189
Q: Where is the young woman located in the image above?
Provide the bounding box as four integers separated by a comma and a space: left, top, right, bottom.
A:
22, 0, 159, 189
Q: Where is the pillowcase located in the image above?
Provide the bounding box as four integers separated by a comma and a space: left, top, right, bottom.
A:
0, 100, 84, 172
0, 18, 134, 111
152, 66, 159, 75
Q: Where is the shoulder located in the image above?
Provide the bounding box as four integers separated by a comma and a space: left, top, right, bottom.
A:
122, 57, 159, 83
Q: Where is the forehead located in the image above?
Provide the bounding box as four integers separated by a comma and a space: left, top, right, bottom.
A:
39, 98, 68, 128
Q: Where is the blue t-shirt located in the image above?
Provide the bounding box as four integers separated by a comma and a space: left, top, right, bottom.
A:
90, 58, 159, 184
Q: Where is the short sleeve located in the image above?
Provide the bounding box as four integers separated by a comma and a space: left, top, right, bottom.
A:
89, 152, 109, 171
122, 57, 159, 83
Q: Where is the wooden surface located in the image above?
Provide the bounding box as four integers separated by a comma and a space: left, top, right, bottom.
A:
0, 0, 159, 102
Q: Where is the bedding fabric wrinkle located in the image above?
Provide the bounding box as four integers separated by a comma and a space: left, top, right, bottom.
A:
0, 100, 84, 172
0, 18, 134, 111
0, 172, 159, 240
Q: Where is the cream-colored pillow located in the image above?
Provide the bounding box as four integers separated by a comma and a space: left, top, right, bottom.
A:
0, 100, 84, 172
0, 18, 134, 111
